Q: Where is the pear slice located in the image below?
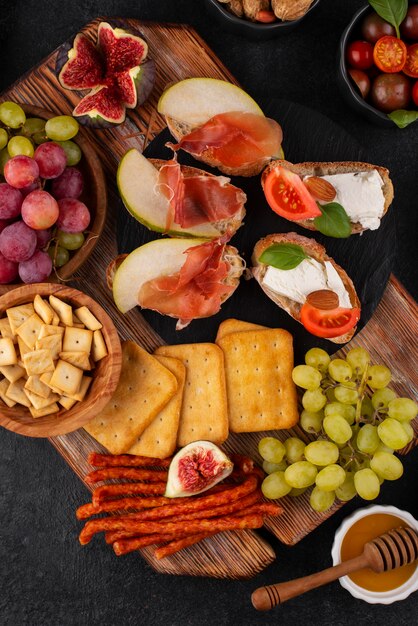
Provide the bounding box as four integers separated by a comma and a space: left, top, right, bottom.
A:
113, 238, 207, 313
117, 149, 220, 238
157, 77, 263, 127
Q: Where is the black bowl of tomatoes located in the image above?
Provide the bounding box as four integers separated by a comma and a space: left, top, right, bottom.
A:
338, 1, 418, 128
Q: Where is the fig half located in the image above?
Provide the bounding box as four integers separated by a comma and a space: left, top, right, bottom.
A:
165, 441, 233, 498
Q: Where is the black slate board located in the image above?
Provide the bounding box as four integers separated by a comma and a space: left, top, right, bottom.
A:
117, 99, 395, 361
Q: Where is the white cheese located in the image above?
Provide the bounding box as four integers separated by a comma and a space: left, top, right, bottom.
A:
262, 258, 352, 308
315, 171, 385, 231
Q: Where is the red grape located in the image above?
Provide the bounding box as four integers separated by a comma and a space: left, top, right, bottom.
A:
34, 142, 67, 179
4, 156, 39, 189
21, 190, 59, 230
0, 221, 37, 262
0, 252, 18, 283
51, 167, 84, 199
0, 183, 23, 219
18, 249, 52, 283
57, 198, 90, 233
36, 228, 52, 249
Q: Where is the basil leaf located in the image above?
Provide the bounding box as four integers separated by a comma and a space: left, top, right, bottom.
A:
388, 109, 418, 128
259, 243, 308, 270
368, 0, 408, 38
313, 203, 352, 238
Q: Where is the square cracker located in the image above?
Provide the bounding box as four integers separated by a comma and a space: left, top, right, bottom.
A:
216, 318, 268, 342
128, 355, 186, 459
84, 341, 178, 455
155, 343, 229, 447
217, 329, 298, 433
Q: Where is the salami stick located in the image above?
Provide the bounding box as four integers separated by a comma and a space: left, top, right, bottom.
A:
88, 452, 172, 468
154, 533, 218, 560
77, 495, 193, 521
85, 468, 167, 484
92, 482, 167, 506
111, 532, 193, 552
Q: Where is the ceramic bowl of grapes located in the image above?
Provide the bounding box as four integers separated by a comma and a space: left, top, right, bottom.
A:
0, 102, 106, 291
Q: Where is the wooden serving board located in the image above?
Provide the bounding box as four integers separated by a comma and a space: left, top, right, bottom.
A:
1, 17, 417, 576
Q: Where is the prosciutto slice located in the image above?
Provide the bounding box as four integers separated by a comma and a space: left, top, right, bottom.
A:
170, 111, 283, 168
138, 239, 236, 329
157, 160, 246, 229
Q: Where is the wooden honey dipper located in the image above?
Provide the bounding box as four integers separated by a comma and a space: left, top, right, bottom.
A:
252, 526, 418, 611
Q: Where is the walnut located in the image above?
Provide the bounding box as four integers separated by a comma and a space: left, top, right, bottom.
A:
271, 0, 314, 21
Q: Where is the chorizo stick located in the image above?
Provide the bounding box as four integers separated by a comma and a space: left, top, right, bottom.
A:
88, 452, 172, 468
92, 482, 167, 506
111, 532, 193, 552
85, 468, 167, 484
154, 533, 217, 560
77, 495, 192, 521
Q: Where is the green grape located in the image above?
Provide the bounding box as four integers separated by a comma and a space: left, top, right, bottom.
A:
356, 424, 379, 454
48, 245, 70, 268
324, 402, 356, 425
335, 472, 357, 501
346, 347, 370, 374
304, 441, 339, 466
323, 415, 352, 444
370, 451, 403, 481
367, 364, 391, 389
376, 442, 394, 454
328, 359, 352, 383
58, 140, 82, 166
7, 136, 34, 157
310, 486, 335, 512
33, 130, 48, 144
45, 115, 79, 141
0, 148, 10, 175
292, 364, 322, 390
0, 128, 8, 150
401, 421, 414, 444
305, 347, 330, 372
302, 389, 327, 412
354, 468, 380, 500
388, 398, 418, 422
378, 418, 409, 450
361, 396, 374, 420
258, 437, 285, 463
262, 459, 287, 474
284, 437, 305, 463
284, 461, 317, 488
57, 231, 85, 251
288, 487, 307, 497
261, 471, 291, 499
300, 410, 323, 434
371, 388, 397, 410
0, 101, 26, 128
315, 464, 346, 491
334, 384, 358, 405
326, 387, 337, 403
20, 117, 45, 137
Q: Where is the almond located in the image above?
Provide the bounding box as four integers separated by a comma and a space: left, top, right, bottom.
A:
304, 176, 337, 202
306, 290, 339, 310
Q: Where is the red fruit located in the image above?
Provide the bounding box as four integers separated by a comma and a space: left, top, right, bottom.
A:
348, 68, 371, 99
0, 221, 37, 262
18, 249, 53, 283
347, 40, 374, 70
371, 73, 411, 112
34, 142, 67, 179
4, 156, 39, 189
57, 198, 91, 233
361, 13, 395, 43
21, 190, 59, 230
401, 5, 418, 40
51, 167, 84, 199
0, 183, 23, 219
0, 252, 18, 284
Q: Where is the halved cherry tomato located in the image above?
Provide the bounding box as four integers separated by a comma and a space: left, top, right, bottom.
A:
300, 303, 361, 339
373, 36, 407, 73
413, 81, 418, 107
263, 166, 321, 221
403, 44, 418, 79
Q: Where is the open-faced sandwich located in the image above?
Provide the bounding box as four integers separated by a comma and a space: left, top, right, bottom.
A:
262, 160, 394, 235
112, 237, 244, 329
157, 77, 283, 177
252, 233, 361, 343
117, 149, 246, 239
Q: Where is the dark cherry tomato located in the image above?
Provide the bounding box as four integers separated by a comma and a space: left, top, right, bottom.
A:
403, 44, 418, 78
371, 73, 411, 112
348, 68, 371, 98
346, 40, 374, 70
373, 36, 407, 73
401, 5, 418, 40
413, 81, 418, 106
361, 13, 396, 43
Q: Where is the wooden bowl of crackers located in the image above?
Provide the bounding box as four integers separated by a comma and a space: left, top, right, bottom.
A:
0, 283, 122, 437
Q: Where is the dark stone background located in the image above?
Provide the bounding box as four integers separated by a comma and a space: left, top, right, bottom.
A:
0, 1, 417, 625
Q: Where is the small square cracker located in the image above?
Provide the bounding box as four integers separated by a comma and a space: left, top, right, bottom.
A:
217, 329, 298, 433
216, 318, 268, 342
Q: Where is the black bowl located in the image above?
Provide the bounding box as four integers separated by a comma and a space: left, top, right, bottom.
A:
337, 1, 418, 128
204, 0, 321, 41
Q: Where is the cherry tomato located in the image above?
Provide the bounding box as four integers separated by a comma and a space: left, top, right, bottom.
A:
373, 36, 407, 73
401, 5, 418, 40
263, 166, 321, 221
348, 68, 371, 98
403, 44, 418, 78
300, 303, 360, 339
347, 40, 374, 70
361, 13, 395, 43
413, 81, 418, 106
371, 73, 411, 112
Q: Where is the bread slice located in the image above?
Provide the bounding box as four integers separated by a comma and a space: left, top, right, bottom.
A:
262, 160, 394, 234
165, 116, 274, 177
149, 158, 246, 236
252, 232, 361, 344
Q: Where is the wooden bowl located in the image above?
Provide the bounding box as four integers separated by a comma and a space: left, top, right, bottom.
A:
0, 283, 122, 437
0, 104, 107, 293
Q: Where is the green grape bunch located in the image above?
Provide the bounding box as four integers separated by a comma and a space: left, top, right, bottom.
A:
259, 346, 417, 513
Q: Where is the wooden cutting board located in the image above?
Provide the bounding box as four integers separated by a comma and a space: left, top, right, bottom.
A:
1, 17, 417, 576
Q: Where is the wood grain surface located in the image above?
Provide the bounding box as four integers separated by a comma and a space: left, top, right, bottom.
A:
0, 17, 416, 576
